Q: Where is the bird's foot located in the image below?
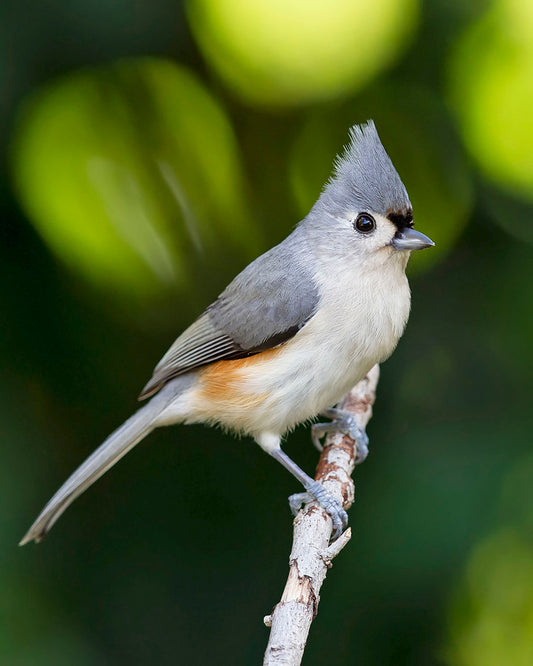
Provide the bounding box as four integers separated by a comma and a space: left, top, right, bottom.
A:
311, 408, 369, 463
289, 481, 348, 540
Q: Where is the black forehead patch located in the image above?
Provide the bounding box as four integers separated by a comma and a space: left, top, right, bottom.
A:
387, 210, 414, 230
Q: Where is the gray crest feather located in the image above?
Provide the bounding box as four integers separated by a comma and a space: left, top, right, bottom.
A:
323, 120, 411, 217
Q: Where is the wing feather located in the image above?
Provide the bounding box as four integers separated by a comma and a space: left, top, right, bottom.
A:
139, 237, 320, 399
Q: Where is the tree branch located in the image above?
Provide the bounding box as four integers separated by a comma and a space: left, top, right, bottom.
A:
263, 364, 380, 666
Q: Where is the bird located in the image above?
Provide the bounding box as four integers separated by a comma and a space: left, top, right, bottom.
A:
20, 120, 434, 546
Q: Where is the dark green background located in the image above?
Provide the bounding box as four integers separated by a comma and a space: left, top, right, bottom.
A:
2, 1, 532, 664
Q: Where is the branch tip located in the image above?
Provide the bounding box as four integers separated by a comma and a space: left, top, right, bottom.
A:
323, 527, 352, 564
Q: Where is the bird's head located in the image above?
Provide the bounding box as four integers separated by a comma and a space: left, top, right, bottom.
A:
308, 121, 434, 265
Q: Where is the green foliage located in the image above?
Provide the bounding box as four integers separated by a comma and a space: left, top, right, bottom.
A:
187, 0, 419, 105
449, 0, 533, 202
447, 529, 533, 666
11, 58, 259, 300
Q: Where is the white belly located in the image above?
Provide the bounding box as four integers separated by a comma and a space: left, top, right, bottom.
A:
239, 282, 409, 434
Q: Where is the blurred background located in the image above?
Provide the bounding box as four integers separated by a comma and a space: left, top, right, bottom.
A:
2, 0, 532, 664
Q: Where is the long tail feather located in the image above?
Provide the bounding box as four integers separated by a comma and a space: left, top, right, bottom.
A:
20, 394, 169, 545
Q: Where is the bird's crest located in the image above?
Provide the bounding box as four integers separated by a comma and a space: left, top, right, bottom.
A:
324, 120, 412, 222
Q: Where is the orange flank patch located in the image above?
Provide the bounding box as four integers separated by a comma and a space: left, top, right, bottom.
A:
197, 347, 282, 408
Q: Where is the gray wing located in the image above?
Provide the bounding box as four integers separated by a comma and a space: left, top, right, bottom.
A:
139, 241, 319, 399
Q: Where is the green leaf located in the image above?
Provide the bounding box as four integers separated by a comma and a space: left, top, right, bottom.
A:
11, 58, 259, 300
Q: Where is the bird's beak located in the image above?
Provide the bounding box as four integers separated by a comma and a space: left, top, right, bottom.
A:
391, 228, 434, 251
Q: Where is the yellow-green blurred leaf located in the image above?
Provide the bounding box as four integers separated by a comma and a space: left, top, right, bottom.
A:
187, 0, 419, 106
11, 58, 259, 299
448, 0, 533, 204
446, 529, 533, 666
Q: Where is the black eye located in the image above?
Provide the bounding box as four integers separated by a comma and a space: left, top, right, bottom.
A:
354, 213, 376, 233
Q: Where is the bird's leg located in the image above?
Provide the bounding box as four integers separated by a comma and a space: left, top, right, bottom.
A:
311, 407, 369, 463
269, 447, 348, 540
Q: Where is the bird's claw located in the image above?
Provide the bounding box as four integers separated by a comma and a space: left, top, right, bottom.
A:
311, 408, 369, 464
288, 481, 348, 540
288, 491, 311, 516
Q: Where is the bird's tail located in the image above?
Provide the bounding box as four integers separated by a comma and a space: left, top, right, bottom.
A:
20, 384, 180, 546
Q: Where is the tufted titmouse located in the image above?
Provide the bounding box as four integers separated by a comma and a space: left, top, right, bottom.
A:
21, 121, 433, 545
